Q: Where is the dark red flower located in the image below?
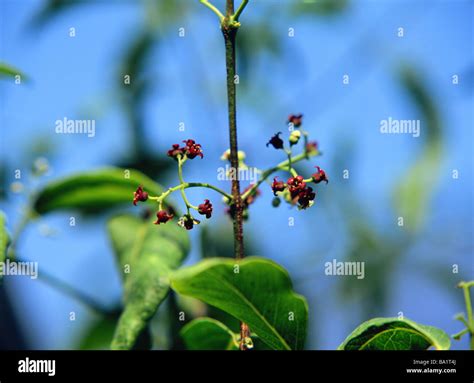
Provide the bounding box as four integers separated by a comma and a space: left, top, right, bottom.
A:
287, 175, 306, 199
296, 186, 316, 209
266, 132, 284, 150
154, 210, 173, 225
183, 139, 203, 159
133, 186, 148, 206
167, 143, 185, 159
288, 114, 303, 127
271, 177, 286, 196
198, 199, 213, 219
312, 166, 328, 184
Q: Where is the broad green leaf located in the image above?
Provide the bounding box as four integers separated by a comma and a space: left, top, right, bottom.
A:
171, 257, 308, 350
338, 317, 451, 350
0, 211, 10, 266
33, 167, 163, 215
181, 318, 238, 350
108, 214, 189, 350
0, 62, 28, 82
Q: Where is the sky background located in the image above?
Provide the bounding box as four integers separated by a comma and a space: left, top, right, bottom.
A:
0, 0, 473, 350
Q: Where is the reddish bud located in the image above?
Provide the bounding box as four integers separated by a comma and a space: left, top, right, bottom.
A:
183, 139, 204, 159
198, 199, 213, 219
312, 166, 328, 184
133, 186, 148, 206
271, 177, 286, 196
288, 114, 303, 127
154, 210, 174, 225
167, 144, 185, 159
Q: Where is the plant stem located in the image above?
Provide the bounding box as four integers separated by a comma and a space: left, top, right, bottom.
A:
242, 150, 318, 200
150, 182, 233, 204
458, 281, 474, 350
222, 1, 245, 262
233, 0, 249, 21
200, 0, 224, 21
178, 158, 198, 212
222, 0, 249, 351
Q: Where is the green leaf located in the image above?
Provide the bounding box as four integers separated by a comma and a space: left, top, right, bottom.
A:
108, 214, 189, 350
171, 257, 308, 350
181, 318, 239, 350
33, 167, 163, 215
338, 317, 451, 350
0, 210, 10, 265
0, 62, 28, 82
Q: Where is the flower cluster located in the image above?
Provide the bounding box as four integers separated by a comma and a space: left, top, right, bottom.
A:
266, 114, 328, 210
167, 139, 204, 160
132, 113, 327, 229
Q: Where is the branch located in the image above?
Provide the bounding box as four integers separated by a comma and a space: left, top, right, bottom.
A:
233, 0, 249, 21
200, 0, 224, 21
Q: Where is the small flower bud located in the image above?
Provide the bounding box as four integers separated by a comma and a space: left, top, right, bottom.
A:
183, 139, 204, 159
178, 215, 200, 230
272, 197, 281, 208
154, 210, 173, 225
167, 144, 185, 160
289, 130, 301, 146
312, 166, 328, 184
287, 114, 303, 128
271, 177, 286, 196
197, 199, 213, 219
133, 186, 149, 206
305, 141, 319, 156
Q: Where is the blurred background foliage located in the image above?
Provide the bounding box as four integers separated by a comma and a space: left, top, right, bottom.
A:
0, 0, 472, 349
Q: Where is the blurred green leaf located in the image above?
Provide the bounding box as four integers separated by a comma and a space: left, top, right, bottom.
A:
181, 317, 238, 350
33, 167, 162, 215
0, 62, 28, 82
30, 0, 91, 28
171, 257, 308, 350
338, 317, 450, 350
394, 66, 443, 232
108, 214, 189, 350
290, 0, 348, 16
78, 314, 118, 350
0, 211, 10, 266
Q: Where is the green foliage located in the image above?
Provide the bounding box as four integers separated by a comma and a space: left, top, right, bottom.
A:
108, 214, 189, 350
338, 317, 451, 350
181, 317, 239, 350
0, 62, 28, 81
33, 168, 162, 215
171, 257, 308, 350
0, 211, 10, 266
394, 66, 443, 232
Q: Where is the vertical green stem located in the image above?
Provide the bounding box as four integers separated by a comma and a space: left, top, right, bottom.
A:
222, 8, 244, 262
222, 0, 250, 350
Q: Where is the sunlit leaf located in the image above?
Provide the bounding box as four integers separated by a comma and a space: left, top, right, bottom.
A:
180, 317, 238, 350
171, 257, 308, 350
338, 317, 450, 350
33, 167, 163, 215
